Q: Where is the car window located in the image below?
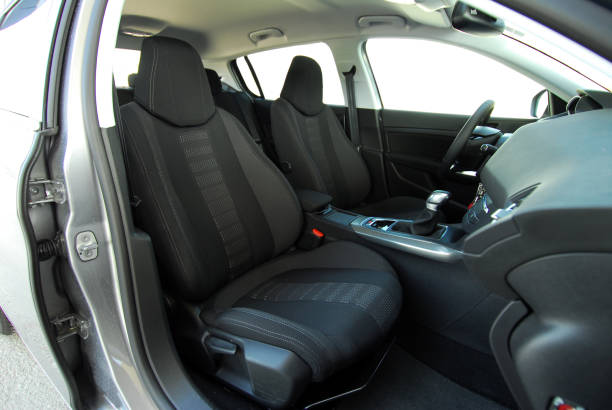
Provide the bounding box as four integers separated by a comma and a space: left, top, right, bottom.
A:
366, 38, 544, 118
113, 48, 140, 88
236, 42, 345, 105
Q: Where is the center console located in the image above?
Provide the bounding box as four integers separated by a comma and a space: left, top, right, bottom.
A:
301, 190, 468, 264
350, 216, 464, 262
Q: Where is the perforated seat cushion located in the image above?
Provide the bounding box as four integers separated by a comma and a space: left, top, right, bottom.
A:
203, 241, 402, 381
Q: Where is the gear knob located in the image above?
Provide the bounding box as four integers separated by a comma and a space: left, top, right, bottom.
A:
425, 190, 450, 213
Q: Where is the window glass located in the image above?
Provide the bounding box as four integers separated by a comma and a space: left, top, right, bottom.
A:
237, 42, 345, 105
366, 38, 544, 118
113, 48, 140, 88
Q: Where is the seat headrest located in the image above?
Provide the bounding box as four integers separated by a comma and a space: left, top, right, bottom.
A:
280, 56, 324, 116
134, 36, 215, 127
127, 73, 137, 89
205, 69, 222, 96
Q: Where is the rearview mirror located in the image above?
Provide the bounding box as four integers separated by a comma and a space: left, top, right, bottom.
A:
451, 2, 505, 37
531, 89, 549, 118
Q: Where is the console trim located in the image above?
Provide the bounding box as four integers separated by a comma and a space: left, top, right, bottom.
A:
350, 216, 462, 263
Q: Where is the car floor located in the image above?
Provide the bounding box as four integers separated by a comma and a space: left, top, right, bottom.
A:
336, 344, 508, 410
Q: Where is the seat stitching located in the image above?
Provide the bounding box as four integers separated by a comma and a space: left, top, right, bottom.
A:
249, 281, 398, 331
234, 307, 340, 366
149, 42, 157, 111
220, 318, 322, 375
218, 109, 301, 254
220, 317, 320, 360
234, 308, 336, 356
281, 101, 327, 192
123, 105, 190, 280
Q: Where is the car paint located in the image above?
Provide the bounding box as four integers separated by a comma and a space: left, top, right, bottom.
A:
0, 0, 75, 406
1, 0, 164, 407
1, 0, 610, 408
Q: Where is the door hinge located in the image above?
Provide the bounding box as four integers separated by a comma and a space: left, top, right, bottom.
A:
52, 313, 90, 342
27, 179, 66, 207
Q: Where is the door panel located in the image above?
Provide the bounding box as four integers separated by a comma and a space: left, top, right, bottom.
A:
381, 109, 534, 221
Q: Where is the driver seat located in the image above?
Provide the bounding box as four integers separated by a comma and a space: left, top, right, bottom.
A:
271, 56, 425, 219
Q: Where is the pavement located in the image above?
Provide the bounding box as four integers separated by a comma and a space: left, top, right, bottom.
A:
0, 332, 68, 410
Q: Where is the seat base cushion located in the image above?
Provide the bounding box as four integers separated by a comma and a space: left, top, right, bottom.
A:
352, 196, 426, 220
202, 241, 402, 382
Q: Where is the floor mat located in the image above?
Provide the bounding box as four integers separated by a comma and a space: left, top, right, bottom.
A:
337, 345, 508, 410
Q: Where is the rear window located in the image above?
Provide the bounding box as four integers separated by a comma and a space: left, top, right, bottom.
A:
236, 42, 345, 105
113, 48, 140, 88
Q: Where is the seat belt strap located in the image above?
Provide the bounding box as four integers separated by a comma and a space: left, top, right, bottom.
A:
113, 78, 141, 207
342, 65, 361, 151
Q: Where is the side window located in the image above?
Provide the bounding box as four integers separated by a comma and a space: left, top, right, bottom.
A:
366, 38, 544, 118
113, 48, 141, 88
236, 42, 345, 105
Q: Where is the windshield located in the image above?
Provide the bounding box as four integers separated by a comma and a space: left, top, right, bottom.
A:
467, 0, 611, 92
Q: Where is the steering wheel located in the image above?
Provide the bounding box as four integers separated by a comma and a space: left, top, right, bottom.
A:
440, 100, 495, 177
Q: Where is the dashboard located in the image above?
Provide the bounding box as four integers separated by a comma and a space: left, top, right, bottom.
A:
457, 91, 612, 409
463, 102, 612, 297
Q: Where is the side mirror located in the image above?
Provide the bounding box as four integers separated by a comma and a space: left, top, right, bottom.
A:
531, 89, 549, 118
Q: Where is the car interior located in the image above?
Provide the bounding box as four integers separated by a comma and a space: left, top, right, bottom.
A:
78, 0, 612, 409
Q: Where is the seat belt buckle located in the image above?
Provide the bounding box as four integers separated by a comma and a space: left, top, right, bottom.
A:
280, 161, 292, 174
297, 228, 325, 250
130, 195, 142, 208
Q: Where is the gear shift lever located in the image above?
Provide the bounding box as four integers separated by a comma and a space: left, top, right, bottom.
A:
410, 190, 450, 235
425, 190, 451, 213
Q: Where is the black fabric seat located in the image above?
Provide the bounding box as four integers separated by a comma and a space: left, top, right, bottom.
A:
206, 68, 279, 163
271, 56, 426, 219
205, 68, 264, 145
203, 240, 401, 382
120, 36, 402, 408
116, 73, 137, 106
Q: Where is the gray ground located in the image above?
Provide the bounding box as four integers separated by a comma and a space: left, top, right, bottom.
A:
0, 333, 68, 410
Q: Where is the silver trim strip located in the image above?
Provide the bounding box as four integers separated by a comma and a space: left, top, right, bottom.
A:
351, 216, 462, 263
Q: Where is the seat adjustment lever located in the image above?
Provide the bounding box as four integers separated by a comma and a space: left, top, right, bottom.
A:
205, 336, 238, 355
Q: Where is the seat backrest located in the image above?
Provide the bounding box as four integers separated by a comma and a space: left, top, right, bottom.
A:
270, 56, 371, 209
206, 68, 280, 165
116, 73, 137, 106
121, 37, 302, 302
206, 69, 262, 143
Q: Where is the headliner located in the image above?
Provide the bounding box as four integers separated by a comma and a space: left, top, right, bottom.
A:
119, 0, 454, 58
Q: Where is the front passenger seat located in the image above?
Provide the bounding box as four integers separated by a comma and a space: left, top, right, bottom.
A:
120, 36, 402, 408
271, 56, 426, 219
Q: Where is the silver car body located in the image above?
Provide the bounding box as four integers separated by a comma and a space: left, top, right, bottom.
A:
0, 0, 610, 408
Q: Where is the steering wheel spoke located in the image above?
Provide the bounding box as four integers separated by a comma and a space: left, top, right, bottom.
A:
441, 100, 495, 178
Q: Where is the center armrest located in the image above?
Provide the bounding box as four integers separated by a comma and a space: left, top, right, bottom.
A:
295, 189, 333, 213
